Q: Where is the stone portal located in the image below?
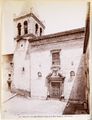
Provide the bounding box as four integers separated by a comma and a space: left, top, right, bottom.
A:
46, 70, 65, 99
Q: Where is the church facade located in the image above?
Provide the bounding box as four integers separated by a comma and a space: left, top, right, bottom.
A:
10, 11, 85, 100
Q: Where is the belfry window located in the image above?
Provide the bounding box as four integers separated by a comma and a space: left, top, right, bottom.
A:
35, 23, 38, 34
40, 28, 42, 36
17, 23, 21, 36
51, 49, 61, 66
24, 21, 28, 34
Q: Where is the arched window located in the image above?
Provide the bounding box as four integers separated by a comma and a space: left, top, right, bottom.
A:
35, 23, 38, 34
70, 71, 75, 76
24, 21, 28, 34
40, 28, 42, 36
17, 23, 21, 36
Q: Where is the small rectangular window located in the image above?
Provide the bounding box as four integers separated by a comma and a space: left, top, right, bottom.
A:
51, 49, 61, 66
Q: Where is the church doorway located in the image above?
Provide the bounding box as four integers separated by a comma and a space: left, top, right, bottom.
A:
50, 82, 60, 98
46, 71, 65, 99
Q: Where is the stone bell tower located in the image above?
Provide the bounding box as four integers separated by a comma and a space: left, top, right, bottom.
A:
13, 10, 45, 96
14, 10, 45, 39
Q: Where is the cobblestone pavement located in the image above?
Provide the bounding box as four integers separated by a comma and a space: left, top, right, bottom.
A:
2, 96, 67, 118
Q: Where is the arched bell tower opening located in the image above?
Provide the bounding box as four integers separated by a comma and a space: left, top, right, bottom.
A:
40, 27, 42, 36
14, 12, 45, 38
24, 21, 28, 34
17, 23, 22, 36
35, 23, 38, 34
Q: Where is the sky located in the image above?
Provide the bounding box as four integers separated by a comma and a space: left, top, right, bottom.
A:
2, 0, 88, 54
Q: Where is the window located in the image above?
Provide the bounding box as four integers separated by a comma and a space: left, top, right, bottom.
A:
24, 21, 28, 34
22, 67, 25, 71
10, 62, 13, 67
21, 44, 23, 47
70, 71, 75, 76
52, 52, 60, 65
8, 74, 11, 77
17, 23, 21, 36
38, 72, 42, 77
51, 49, 61, 66
40, 28, 42, 36
35, 23, 38, 34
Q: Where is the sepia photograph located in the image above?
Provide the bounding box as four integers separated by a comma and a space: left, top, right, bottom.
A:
1, 0, 91, 119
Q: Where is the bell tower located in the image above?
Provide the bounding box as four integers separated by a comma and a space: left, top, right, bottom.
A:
13, 11, 45, 39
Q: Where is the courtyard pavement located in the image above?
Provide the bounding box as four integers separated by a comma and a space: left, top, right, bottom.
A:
2, 95, 67, 118
1, 76, 75, 119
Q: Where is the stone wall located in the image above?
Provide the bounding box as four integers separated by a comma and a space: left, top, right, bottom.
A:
84, 44, 90, 113
63, 54, 89, 114
2, 54, 13, 90
13, 40, 30, 93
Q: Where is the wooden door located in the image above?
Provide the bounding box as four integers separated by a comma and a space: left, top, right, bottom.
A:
51, 82, 60, 98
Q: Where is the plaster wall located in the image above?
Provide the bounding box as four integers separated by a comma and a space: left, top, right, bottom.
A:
30, 40, 83, 98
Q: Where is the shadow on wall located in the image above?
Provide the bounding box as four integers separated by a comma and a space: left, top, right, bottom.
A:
63, 54, 89, 114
